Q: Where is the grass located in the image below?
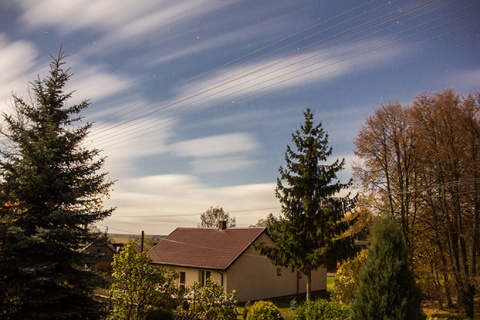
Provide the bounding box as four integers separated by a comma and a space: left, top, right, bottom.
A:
237, 275, 335, 319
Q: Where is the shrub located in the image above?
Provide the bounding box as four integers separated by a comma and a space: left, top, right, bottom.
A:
245, 300, 283, 320
333, 249, 367, 304
294, 299, 350, 320
146, 309, 173, 320
350, 217, 425, 320
186, 277, 238, 320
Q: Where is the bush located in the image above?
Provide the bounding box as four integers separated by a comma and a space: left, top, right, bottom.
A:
146, 309, 173, 320
186, 277, 238, 320
333, 249, 367, 304
350, 217, 425, 320
245, 300, 283, 320
294, 299, 350, 320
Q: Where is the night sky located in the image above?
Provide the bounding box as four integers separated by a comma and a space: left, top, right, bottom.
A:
1, 0, 479, 234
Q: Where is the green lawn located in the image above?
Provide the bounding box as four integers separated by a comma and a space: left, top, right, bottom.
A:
237, 275, 336, 319
327, 274, 335, 292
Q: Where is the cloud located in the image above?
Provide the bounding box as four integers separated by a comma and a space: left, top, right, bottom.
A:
102, 0, 224, 43
100, 174, 278, 234
169, 132, 260, 173
66, 63, 135, 104
450, 68, 480, 91
0, 35, 38, 106
191, 156, 256, 173
16, 0, 237, 58
149, 21, 281, 66
170, 133, 259, 158
173, 38, 407, 109
18, 0, 153, 33
92, 120, 261, 177
89, 116, 177, 178
174, 51, 346, 107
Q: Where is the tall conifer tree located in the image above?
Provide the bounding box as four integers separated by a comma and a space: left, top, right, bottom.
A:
351, 217, 425, 320
258, 108, 356, 301
0, 52, 114, 319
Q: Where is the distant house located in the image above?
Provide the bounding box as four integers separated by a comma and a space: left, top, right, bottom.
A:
147, 223, 326, 301
84, 242, 123, 272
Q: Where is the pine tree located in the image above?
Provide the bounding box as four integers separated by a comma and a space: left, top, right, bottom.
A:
0, 52, 115, 319
257, 108, 356, 301
351, 216, 425, 320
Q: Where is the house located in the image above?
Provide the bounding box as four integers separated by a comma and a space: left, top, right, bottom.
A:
147, 223, 327, 302
84, 241, 124, 272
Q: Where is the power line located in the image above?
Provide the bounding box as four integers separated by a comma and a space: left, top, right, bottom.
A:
92, 2, 480, 149
89, 0, 385, 137
89, 1, 479, 149
87, 0, 415, 142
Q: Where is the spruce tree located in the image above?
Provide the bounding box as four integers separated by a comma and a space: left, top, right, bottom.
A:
351, 216, 425, 320
0, 52, 114, 319
257, 108, 356, 301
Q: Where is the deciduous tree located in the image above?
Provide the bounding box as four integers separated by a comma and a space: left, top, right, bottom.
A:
354, 89, 480, 318
109, 241, 178, 320
258, 108, 356, 301
0, 51, 114, 319
199, 206, 236, 228
410, 90, 480, 318
354, 101, 421, 262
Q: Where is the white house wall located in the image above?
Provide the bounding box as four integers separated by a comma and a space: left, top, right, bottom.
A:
172, 266, 222, 288
226, 233, 327, 301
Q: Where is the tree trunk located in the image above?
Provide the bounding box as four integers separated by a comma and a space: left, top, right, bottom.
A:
458, 285, 475, 319
305, 271, 312, 302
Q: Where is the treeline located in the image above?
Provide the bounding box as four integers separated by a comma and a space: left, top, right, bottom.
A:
353, 89, 480, 318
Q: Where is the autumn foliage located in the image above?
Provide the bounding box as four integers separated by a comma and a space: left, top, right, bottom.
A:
354, 89, 480, 319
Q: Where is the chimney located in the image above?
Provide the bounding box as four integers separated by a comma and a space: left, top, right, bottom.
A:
218, 220, 227, 230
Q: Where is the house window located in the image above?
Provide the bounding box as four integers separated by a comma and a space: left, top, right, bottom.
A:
200, 270, 211, 286
277, 268, 282, 276
179, 272, 186, 290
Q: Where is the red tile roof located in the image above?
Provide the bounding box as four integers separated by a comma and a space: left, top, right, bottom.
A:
147, 227, 266, 270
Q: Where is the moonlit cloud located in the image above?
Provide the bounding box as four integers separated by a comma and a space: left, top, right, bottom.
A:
66, 64, 135, 104
101, 175, 278, 234
170, 133, 260, 158
174, 38, 406, 109
191, 156, 256, 173
0, 35, 38, 106
450, 68, 480, 91
18, 0, 156, 33
175, 51, 348, 107
150, 22, 281, 66
90, 117, 176, 178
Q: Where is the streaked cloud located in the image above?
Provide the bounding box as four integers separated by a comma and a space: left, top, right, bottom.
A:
0, 35, 38, 106
173, 38, 407, 109
450, 68, 480, 91
170, 133, 259, 158
101, 174, 278, 234
191, 156, 256, 173
66, 63, 135, 104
